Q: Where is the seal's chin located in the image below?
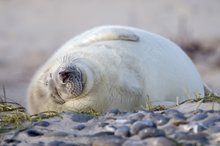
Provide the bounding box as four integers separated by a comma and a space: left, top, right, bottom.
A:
51, 87, 66, 104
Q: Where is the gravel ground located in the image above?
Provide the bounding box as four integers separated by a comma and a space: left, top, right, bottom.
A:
1, 102, 220, 146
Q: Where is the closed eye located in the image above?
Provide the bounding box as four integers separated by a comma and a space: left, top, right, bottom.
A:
45, 81, 49, 86
45, 73, 53, 86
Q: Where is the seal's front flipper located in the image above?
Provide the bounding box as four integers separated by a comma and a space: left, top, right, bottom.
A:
79, 26, 140, 45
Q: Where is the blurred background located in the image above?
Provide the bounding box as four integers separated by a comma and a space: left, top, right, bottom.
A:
0, 0, 219, 107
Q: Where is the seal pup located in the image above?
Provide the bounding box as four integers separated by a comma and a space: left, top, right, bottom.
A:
27, 25, 205, 114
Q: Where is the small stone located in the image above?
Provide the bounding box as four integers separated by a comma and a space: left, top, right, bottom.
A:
74, 124, 86, 130
130, 120, 156, 135
181, 143, 197, 146
191, 113, 208, 121
207, 126, 220, 133
114, 126, 130, 137
162, 109, 186, 120
211, 133, 220, 144
181, 123, 206, 133
108, 108, 121, 115
105, 125, 116, 132
98, 122, 109, 128
201, 116, 220, 127
71, 113, 94, 123
205, 110, 215, 114
38, 142, 45, 146
34, 121, 50, 127
92, 135, 123, 146
27, 129, 43, 137
138, 128, 165, 139
150, 113, 169, 126
144, 137, 176, 146
172, 119, 188, 127
122, 140, 148, 146
162, 125, 177, 136
48, 141, 77, 146
93, 132, 114, 137
4, 139, 21, 144
45, 131, 70, 137
128, 112, 145, 121
115, 119, 128, 124
123, 137, 176, 146
61, 144, 78, 146
174, 132, 208, 144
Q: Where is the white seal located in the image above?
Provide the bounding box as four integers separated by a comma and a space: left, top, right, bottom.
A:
27, 26, 205, 114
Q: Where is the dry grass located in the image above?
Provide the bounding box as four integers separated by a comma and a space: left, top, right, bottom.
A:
0, 102, 59, 134
1, 84, 219, 134
0, 86, 59, 134
143, 93, 220, 112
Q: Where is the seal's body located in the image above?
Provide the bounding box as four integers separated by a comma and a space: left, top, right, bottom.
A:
27, 26, 204, 114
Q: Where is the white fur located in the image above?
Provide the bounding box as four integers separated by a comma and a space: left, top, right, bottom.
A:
27, 26, 204, 114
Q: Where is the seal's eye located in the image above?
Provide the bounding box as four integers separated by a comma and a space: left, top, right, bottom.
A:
45, 81, 48, 86
45, 73, 53, 86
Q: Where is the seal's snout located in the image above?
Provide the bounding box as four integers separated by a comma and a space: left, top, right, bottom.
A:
58, 65, 82, 84
56, 65, 83, 97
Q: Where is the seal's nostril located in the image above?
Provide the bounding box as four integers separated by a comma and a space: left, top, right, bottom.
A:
59, 71, 72, 83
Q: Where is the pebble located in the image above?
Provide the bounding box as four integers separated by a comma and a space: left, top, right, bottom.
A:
130, 120, 156, 135
144, 137, 176, 146
114, 126, 130, 137
115, 119, 128, 124
150, 113, 169, 126
122, 139, 148, 146
181, 143, 197, 146
48, 141, 77, 146
71, 113, 94, 122
73, 124, 86, 130
34, 121, 50, 127
37, 141, 45, 146
48, 141, 65, 146
174, 132, 208, 145
207, 126, 220, 133
108, 108, 121, 115
122, 137, 176, 146
44, 131, 70, 137
26, 129, 44, 137
93, 131, 114, 137
162, 125, 177, 136
181, 123, 206, 133
191, 113, 208, 121
201, 116, 220, 127
98, 122, 109, 128
162, 109, 186, 120
128, 112, 145, 121
105, 125, 117, 132
4, 139, 21, 144
138, 127, 165, 139
92, 135, 124, 146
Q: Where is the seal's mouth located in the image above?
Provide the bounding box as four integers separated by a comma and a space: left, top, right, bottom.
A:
51, 87, 65, 104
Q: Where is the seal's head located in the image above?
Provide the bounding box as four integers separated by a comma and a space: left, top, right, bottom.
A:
46, 63, 86, 104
